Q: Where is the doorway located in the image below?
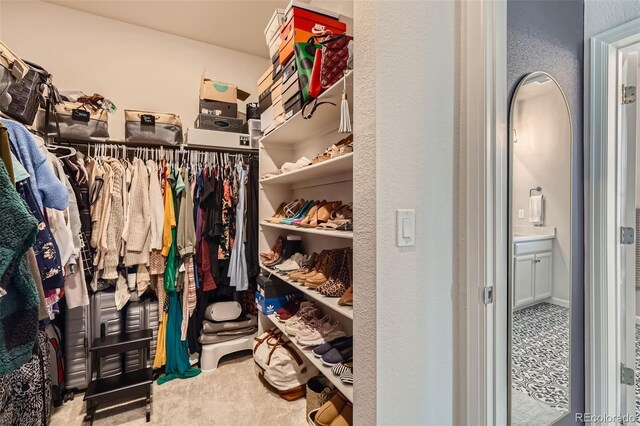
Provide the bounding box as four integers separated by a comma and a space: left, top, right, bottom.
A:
588, 18, 640, 422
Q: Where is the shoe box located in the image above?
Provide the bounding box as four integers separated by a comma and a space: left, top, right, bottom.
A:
198, 99, 238, 118
256, 274, 303, 315
264, 8, 285, 58
278, 5, 346, 65
195, 114, 244, 133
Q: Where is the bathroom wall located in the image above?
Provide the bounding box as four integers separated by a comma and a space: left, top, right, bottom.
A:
512, 81, 572, 305
508, 0, 584, 421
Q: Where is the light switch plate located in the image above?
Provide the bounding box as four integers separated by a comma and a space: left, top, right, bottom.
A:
518, 209, 525, 219
397, 209, 416, 247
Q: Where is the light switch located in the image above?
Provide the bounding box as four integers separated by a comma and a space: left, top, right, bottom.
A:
518, 209, 525, 219
397, 209, 416, 247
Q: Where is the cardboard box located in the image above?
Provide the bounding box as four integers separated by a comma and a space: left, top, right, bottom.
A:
255, 291, 302, 316
264, 9, 285, 46
186, 127, 254, 149
260, 105, 274, 133
282, 56, 298, 85
200, 75, 250, 104
271, 77, 283, 102
259, 91, 273, 114
258, 66, 273, 98
199, 99, 237, 118
284, 0, 341, 20
278, 7, 346, 65
195, 114, 244, 133
284, 91, 303, 120
257, 274, 302, 299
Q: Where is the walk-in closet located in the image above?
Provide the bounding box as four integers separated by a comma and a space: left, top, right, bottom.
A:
0, 1, 355, 424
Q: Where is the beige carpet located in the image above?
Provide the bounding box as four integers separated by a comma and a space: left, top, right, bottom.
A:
50, 351, 307, 426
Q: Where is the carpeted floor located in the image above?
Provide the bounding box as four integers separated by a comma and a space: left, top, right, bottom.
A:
50, 351, 306, 426
511, 302, 570, 414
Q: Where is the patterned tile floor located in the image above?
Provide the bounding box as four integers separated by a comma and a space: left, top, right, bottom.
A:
512, 302, 570, 412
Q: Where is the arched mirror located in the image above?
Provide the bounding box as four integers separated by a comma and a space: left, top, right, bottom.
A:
509, 72, 572, 425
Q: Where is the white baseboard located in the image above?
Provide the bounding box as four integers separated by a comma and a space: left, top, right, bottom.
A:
549, 297, 569, 308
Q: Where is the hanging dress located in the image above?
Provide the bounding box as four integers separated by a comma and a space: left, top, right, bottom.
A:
228, 162, 248, 291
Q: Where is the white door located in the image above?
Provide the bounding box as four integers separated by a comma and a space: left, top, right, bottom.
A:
513, 255, 535, 308
534, 251, 553, 301
618, 45, 639, 421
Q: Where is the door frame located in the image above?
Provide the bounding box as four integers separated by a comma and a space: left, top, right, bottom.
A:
587, 18, 640, 421
460, 0, 507, 424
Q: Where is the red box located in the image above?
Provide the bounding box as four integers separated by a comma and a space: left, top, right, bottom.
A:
278, 7, 346, 65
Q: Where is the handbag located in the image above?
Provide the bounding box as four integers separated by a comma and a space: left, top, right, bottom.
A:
49, 98, 109, 142
253, 329, 318, 401
125, 109, 183, 146
318, 34, 353, 90
0, 41, 28, 112
5, 61, 52, 125
294, 40, 322, 102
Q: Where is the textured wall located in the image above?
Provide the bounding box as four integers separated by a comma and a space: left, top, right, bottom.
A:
374, 0, 456, 424
353, 2, 377, 424
507, 0, 585, 423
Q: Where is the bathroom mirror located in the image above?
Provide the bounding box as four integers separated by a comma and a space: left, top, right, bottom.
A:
508, 72, 572, 425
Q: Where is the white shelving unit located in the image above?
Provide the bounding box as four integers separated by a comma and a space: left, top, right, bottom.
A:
260, 222, 353, 240
259, 71, 354, 400
260, 71, 353, 148
266, 314, 353, 402
261, 265, 353, 320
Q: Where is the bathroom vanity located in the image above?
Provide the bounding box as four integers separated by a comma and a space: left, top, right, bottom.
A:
512, 226, 555, 309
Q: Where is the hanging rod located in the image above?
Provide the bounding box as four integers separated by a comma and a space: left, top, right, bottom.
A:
529, 186, 542, 196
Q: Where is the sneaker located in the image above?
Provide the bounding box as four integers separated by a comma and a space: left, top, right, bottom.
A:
284, 309, 322, 335
296, 318, 346, 347
286, 314, 329, 337
275, 299, 302, 318
312, 336, 353, 358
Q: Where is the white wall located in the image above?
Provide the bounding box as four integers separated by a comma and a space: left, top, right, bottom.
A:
0, 0, 266, 140
354, 0, 457, 424
512, 82, 572, 304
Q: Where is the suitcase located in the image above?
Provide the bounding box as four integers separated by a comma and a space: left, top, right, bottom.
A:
64, 305, 91, 391
125, 298, 159, 372
91, 289, 123, 377
45, 323, 65, 406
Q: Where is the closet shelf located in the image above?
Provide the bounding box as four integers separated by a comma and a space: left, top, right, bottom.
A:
266, 314, 353, 402
259, 71, 353, 148
260, 153, 353, 186
261, 265, 353, 320
260, 222, 353, 240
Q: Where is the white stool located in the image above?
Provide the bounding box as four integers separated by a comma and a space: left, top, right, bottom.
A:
200, 333, 257, 371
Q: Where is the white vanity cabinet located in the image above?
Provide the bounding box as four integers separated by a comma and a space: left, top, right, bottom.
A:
513, 239, 553, 309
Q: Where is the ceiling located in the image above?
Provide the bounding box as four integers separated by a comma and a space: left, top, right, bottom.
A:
42, 0, 353, 58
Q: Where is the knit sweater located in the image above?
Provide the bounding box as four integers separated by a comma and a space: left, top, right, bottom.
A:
147, 160, 164, 251
103, 159, 124, 279
0, 118, 68, 211
0, 160, 39, 376
123, 158, 151, 266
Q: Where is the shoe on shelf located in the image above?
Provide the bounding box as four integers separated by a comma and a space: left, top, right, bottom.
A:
260, 236, 284, 262
316, 249, 350, 297
295, 200, 324, 227
275, 299, 302, 320
275, 253, 304, 273
315, 393, 348, 426
330, 403, 353, 426
280, 199, 314, 225
296, 318, 346, 347
284, 309, 322, 335
305, 249, 340, 289
280, 156, 312, 173
331, 362, 353, 377
288, 252, 318, 281
286, 314, 330, 337
322, 342, 353, 367
339, 371, 353, 385
318, 203, 353, 231
312, 336, 353, 358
